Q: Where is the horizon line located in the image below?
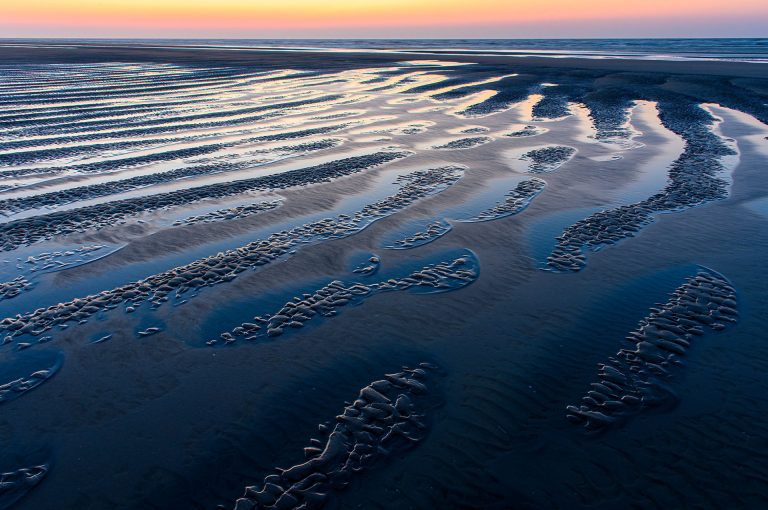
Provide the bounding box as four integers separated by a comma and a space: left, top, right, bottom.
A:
2, 36, 767, 41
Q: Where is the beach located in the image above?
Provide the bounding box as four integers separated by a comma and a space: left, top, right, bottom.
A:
0, 40, 766, 509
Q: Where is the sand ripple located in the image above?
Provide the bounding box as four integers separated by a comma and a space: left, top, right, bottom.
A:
233, 363, 440, 510
567, 269, 738, 431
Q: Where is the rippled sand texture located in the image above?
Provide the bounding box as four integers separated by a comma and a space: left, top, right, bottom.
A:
234, 363, 441, 510
567, 269, 738, 431
0, 50, 767, 510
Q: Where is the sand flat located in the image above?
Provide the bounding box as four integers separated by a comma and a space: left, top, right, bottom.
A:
0, 41, 766, 510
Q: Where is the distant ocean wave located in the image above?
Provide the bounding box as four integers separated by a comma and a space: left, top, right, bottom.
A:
2, 38, 768, 62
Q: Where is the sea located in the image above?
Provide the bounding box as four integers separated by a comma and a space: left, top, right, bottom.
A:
2, 38, 768, 62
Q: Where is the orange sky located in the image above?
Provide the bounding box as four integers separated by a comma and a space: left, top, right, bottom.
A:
2, 0, 767, 37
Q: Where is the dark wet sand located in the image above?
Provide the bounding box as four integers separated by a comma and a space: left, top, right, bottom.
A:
0, 42, 766, 510
1, 41, 768, 78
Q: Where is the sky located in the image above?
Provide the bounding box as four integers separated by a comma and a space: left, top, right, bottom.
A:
2, 0, 767, 38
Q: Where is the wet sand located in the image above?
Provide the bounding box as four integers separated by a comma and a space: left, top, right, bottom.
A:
0, 43, 767, 510
2, 41, 768, 78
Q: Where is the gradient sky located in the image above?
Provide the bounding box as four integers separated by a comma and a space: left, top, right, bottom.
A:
2, 0, 767, 38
